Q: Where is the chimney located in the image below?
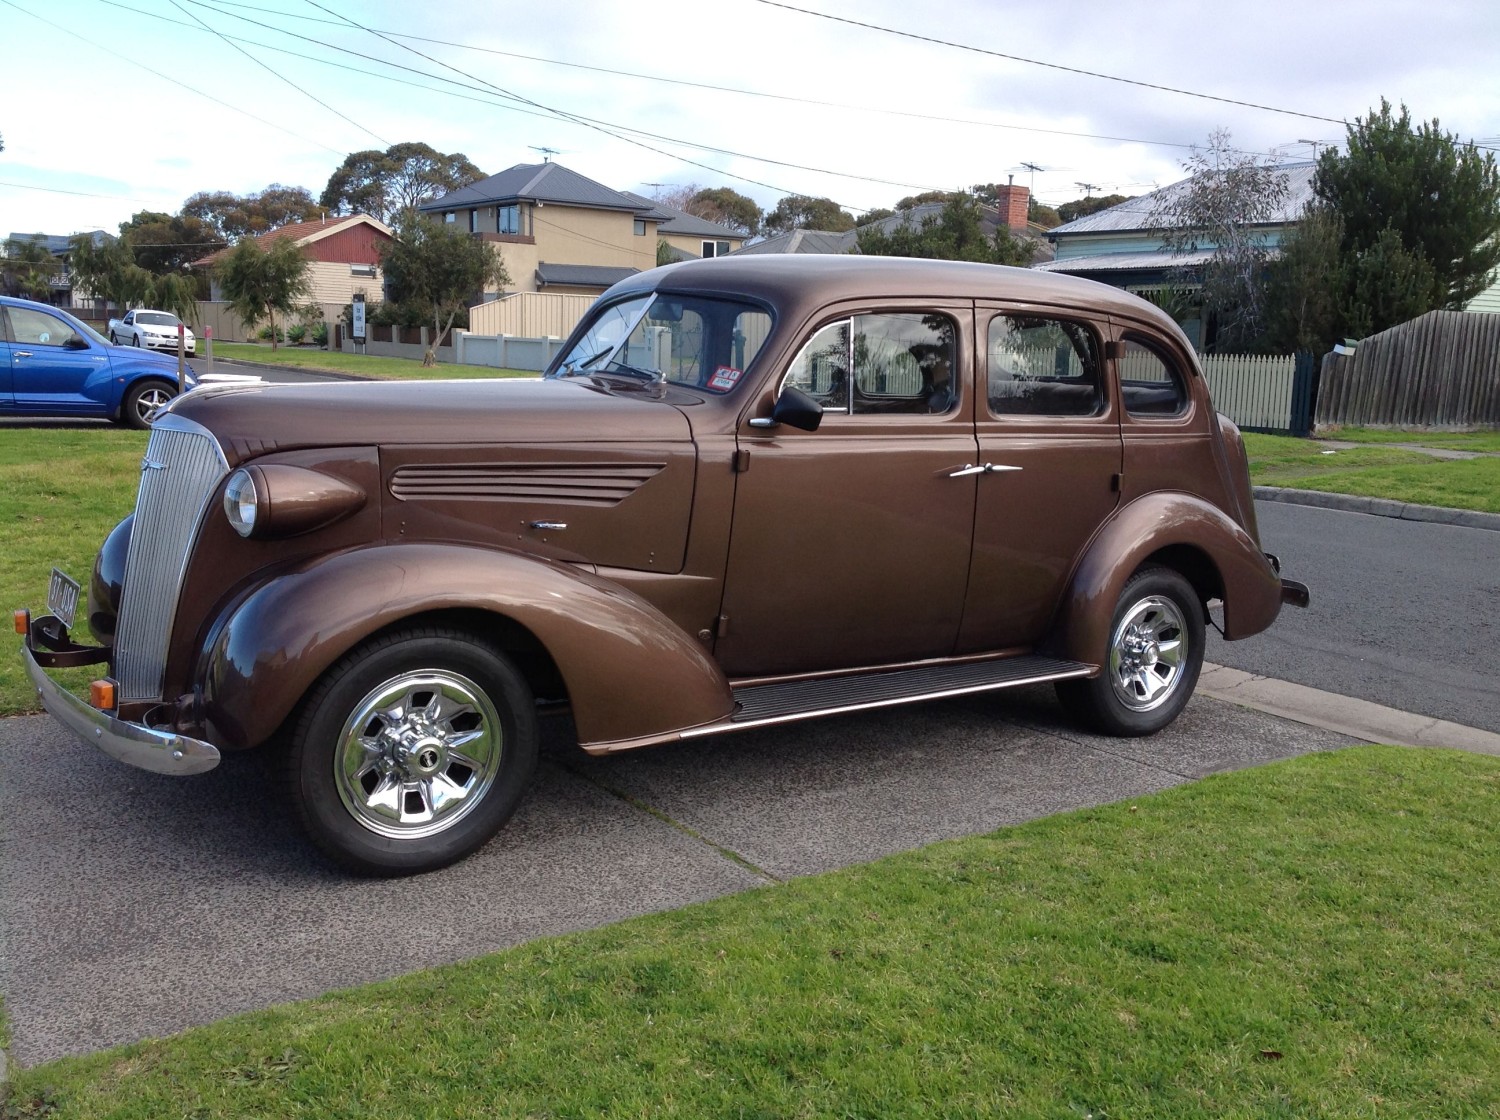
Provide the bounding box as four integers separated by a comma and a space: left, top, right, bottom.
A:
993, 182, 1030, 232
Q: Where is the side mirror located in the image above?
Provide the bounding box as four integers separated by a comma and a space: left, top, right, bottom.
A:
63, 336, 91, 351
749, 384, 823, 432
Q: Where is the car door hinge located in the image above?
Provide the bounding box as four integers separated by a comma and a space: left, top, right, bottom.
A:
1105, 339, 1126, 361
715, 614, 731, 637
732, 449, 750, 473
1111, 472, 1122, 492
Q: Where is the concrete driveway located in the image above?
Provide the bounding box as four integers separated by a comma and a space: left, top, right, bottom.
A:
0, 685, 1349, 1066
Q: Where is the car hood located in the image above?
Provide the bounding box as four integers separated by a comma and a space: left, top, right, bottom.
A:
169, 376, 694, 465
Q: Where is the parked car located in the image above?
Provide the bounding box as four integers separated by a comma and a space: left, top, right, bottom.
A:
2, 295, 197, 427
21, 256, 1307, 875
108, 308, 196, 355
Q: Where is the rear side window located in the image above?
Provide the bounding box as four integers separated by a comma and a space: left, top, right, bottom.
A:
1119, 338, 1189, 417
986, 314, 1102, 417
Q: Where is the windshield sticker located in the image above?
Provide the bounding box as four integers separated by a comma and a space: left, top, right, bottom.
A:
708, 366, 743, 391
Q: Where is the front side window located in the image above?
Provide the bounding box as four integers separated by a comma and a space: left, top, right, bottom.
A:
783, 312, 957, 415
987, 314, 1102, 417
1119, 338, 1189, 417
8, 306, 81, 348
550, 293, 772, 394
498, 204, 520, 234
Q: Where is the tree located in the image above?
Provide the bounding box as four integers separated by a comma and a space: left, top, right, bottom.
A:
856, 194, 1038, 266
855, 207, 896, 227
182, 184, 322, 241
1261, 206, 1347, 354
687, 187, 762, 235
379, 215, 510, 366
320, 143, 484, 224
216, 238, 311, 350
763, 195, 855, 234
1153, 130, 1289, 350
894, 190, 959, 211
1, 234, 60, 300
1056, 193, 1134, 225
656, 238, 676, 267
1028, 199, 1062, 229
118, 209, 220, 275
68, 233, 199, 321
1314, 99, 1500, 310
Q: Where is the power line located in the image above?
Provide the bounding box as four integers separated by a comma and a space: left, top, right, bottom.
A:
0, 180, 158, 204
166, 0, 388, 145
751, 0, 1345, 125
0, 0, 341, 155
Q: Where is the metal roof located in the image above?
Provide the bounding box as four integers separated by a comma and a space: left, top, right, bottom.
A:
1035, 248, 1217, 273
422, 163, 651, 214
1048, 161, 1318, 237
731, 228, 859, 255
535, 262, 639, 288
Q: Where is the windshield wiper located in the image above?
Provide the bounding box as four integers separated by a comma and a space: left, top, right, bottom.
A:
600, 359, 663, 383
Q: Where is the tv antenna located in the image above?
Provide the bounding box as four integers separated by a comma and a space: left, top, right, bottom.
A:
1018, 161, 1045, 194
529, 145, 562, 162
1075, 181, 1101, 198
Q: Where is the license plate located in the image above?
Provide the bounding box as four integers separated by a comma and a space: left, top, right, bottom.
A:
48, 568, 81, 631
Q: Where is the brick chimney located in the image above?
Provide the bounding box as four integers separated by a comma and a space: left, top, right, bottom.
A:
993, 183, 1030, 232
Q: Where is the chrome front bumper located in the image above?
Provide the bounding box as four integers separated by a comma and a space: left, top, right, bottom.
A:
22, 615, 220, 776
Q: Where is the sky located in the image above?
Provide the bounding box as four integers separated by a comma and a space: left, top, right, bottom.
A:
3, 0, 1500, 243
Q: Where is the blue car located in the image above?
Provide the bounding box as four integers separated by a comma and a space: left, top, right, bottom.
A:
1, 295, 198, 428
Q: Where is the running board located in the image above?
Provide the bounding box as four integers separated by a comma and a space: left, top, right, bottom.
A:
681, 655, 1094, 739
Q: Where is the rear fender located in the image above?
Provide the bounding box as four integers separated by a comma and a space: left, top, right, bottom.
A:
1051, 492, 1283, 664
199, 543, 732, 752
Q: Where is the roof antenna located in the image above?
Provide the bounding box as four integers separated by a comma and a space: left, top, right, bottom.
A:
529, 145, 561, 163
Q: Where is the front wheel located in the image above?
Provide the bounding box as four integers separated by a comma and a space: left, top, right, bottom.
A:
109, 331, 118, 344
120, 378, 175, 428
286, 628, 539, 876
1056, 565, 1205, 736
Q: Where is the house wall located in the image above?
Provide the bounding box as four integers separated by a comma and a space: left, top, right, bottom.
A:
300, 222, 386, 264
1466, 280, 1500, 314
306, 261, 382, 305
660, 231, 745, 259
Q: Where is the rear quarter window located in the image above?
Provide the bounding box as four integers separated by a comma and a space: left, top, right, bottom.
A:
1119, 338, 1189, 417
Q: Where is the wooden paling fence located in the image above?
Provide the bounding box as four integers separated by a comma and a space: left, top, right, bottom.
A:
1316, 310, 1500, 429
1196, 352, 1314, 435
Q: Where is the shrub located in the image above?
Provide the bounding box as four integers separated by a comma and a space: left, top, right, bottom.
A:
256, 324, 286, 343
312, 321, 329, 347
287, 324, 307, 345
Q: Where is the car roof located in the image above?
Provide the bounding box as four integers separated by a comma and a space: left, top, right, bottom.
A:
605, 254, 1182, 333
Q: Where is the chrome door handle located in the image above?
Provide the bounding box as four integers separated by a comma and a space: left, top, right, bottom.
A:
528, 520, 567, 531
14, 350, 32, 358
948, 464, 987, 478
989, 464, 1023, 473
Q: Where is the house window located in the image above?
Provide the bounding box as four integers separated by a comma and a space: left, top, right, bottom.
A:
443, 212, 456, 224
469, 209, 478, 233
350, 264, 377, 278
634, 219, 647, 236
701, 240, 731, 258
498, 204, 520, 234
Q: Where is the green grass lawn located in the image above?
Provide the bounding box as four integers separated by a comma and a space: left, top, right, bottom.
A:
1244, 433, 1500, 513
208, 341, 534, 381
7, 745, 1498, 1118
1317, 427, 1500, 453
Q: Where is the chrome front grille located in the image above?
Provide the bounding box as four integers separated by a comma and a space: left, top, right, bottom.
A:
114, 416, 229, 701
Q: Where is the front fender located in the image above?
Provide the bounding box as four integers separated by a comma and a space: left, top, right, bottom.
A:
200, 543, 733, 752
1051, 492, 1283, 664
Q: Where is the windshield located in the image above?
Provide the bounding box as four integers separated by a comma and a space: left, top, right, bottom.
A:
550, 293, 772, 394
136, 312, 181, 327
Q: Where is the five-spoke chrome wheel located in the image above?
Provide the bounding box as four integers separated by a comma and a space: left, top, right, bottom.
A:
1107, 594, 1187, 712
335, 670, 504, 840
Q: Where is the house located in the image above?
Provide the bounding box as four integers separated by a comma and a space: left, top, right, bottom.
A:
191, 214, 392, 305
3, 230, 111, 309
730, 184, 1053, 261
1037, 162, 1317, 346
420, 163, 666, 297
620, 193, 748, 261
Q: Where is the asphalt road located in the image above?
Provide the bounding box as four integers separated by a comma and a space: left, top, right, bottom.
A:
0, 690, 1348, 1066
1208, 500, 1500, 734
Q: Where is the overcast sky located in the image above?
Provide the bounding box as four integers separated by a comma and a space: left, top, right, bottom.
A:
4, 0, 1499, 242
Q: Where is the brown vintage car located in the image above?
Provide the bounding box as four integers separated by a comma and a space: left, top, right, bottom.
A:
21, 256, 1307, 875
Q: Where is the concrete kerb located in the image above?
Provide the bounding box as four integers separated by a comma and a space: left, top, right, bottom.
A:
1253, 485, 1500, 532
1199, 662, 1500, 757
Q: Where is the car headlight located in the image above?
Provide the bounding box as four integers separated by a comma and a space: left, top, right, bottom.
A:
222, 465, 366, 540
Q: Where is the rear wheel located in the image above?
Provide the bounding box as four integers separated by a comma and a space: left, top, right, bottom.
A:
286, 628, 538, 876
1056, 565, 1205, 736
121, 378, 174, 428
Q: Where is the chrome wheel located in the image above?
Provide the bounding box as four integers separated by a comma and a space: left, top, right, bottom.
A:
132, 385, 173, 425
334, 670, 504, 840
1108, 594, 1187, 712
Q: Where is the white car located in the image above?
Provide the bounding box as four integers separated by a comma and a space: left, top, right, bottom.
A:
108, 309, 196, 355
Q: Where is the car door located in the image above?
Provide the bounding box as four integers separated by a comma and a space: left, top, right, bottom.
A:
118, 311, 134, 341
0, 308, 13, 408
715, 302, 980, 677
7, 304, 111, 413
957, 306, 1123, 652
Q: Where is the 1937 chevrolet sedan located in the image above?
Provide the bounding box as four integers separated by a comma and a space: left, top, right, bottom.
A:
21, 256, 1307, 875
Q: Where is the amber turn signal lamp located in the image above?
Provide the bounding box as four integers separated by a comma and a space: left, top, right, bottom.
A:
90, 679, 117, 711
13, 609, 29, 635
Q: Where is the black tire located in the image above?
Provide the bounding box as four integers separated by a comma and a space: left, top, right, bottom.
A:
132, 332, 142, 347
120, 378, 175, 429
1056, 565, 1205, 736
286, 627, 538, 876
109, 331, 118, 344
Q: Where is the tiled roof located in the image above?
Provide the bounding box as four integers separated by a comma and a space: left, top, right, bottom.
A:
190, 213, 389, 268
1048, 162, 1317, 237
619, 193, 744, 239
731, 228, 859, 255
422, 163, 651, 214
535, 262, 639, 288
